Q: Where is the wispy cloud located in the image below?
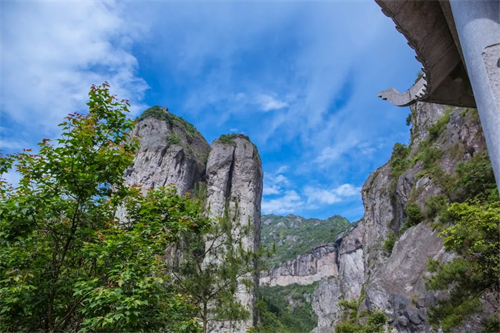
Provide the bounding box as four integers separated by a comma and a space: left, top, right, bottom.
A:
305, 184, 361, 205
261, 190, 304, 214
256, 93, 288, 112
263, 171, 291, 196
1, 1, 148, 142
0, 139, 30, 151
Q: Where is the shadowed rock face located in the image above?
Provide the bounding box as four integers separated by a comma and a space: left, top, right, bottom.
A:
311, 102, 488, 333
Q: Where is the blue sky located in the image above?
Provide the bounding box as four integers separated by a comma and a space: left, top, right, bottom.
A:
0, 1, 420, 222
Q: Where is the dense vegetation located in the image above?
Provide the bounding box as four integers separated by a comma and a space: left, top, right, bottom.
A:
261, 214, 351, 265
218, 133, 250, 146
257, 283, 318, 333
0, 85, 256, 333
335, 299, 387, 333
138, 105, 202, 141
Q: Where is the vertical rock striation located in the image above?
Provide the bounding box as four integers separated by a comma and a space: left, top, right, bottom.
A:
205, 134, 263, 333
123, 107, 210, 195
311, 102, 490, 333
121, 108, 263, 332
311, 223, 365, 333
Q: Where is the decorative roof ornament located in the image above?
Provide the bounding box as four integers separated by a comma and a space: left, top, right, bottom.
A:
375, 0, 500, 192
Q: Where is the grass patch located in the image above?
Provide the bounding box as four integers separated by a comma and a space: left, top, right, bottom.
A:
138, 105, 201, 140
383, 232, 398, 255
424, 195, 449, 221
390, 143, 411, 179
166, 133, 181, 146
428, 108, 452, 141
411, 140, 442, 169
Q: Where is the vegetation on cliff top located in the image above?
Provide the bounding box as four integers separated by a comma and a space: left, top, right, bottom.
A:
138, 105, 202, 140
218, 133, 250, 146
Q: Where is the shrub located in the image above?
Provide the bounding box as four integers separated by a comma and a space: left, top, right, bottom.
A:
166, 133, 181, 146
414, 141, 442, 169
426, 200, 500, 332
404, 203, 424, 227
454, 154, 498, 202
428, 109, 452, 141
383, 232, 398, 254
390, 143, 411, 178
425, 195, 449, 220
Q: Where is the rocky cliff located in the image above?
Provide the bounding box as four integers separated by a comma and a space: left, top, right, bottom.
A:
123, 106, 263, 333
205, 134, 263, 332
123, 106, 210, 196
260, 243, 338, 287
311, 102, 491, 333
258, 215, 361, 332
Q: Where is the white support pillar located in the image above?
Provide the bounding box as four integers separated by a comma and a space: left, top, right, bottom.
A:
450, 0, 500, 191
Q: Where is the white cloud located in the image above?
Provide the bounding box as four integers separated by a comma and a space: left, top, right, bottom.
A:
1, 1, 149, 138
262, 190, 304, 214
256, 94, 288, 112
334, 184, 361, 196
263, 185, 281, 195
263, 171, 291, 196
305, 184, 361, 205
0, 139, 30, 151
276, 165, 289, 174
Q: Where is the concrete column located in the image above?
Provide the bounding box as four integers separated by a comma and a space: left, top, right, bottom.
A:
450, 0, 500, 191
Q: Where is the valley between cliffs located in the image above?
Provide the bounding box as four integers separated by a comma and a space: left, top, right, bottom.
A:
258, 102, 498, 333
129, 102, 497, 333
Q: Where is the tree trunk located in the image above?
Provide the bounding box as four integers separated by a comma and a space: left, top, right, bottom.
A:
203, 302, 208, 333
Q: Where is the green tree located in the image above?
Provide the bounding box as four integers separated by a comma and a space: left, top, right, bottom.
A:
426, 199, 500, 332
168, 202, 259, 333
0, 83, 206, 332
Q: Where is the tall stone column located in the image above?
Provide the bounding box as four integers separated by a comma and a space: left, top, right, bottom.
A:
205, 134, 263, 333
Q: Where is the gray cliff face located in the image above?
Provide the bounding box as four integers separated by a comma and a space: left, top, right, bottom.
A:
123, 109, 210, 195
206, 135, 263, 252
359, 104, 486, 333
260, 244, 339, 287
205, 135, 263, 333
311, 102, 487, 333
122, 109, 263, 333
363, 223, 452, 332
312, 223, 365, 333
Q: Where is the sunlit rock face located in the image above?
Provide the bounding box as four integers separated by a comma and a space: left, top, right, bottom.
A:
122, 108, 210, 195
310, 102, 488, 333
121, 108, 263, 333
311, 223, 365, 333
205, 135, 263, 333
260, 244, 339, 287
